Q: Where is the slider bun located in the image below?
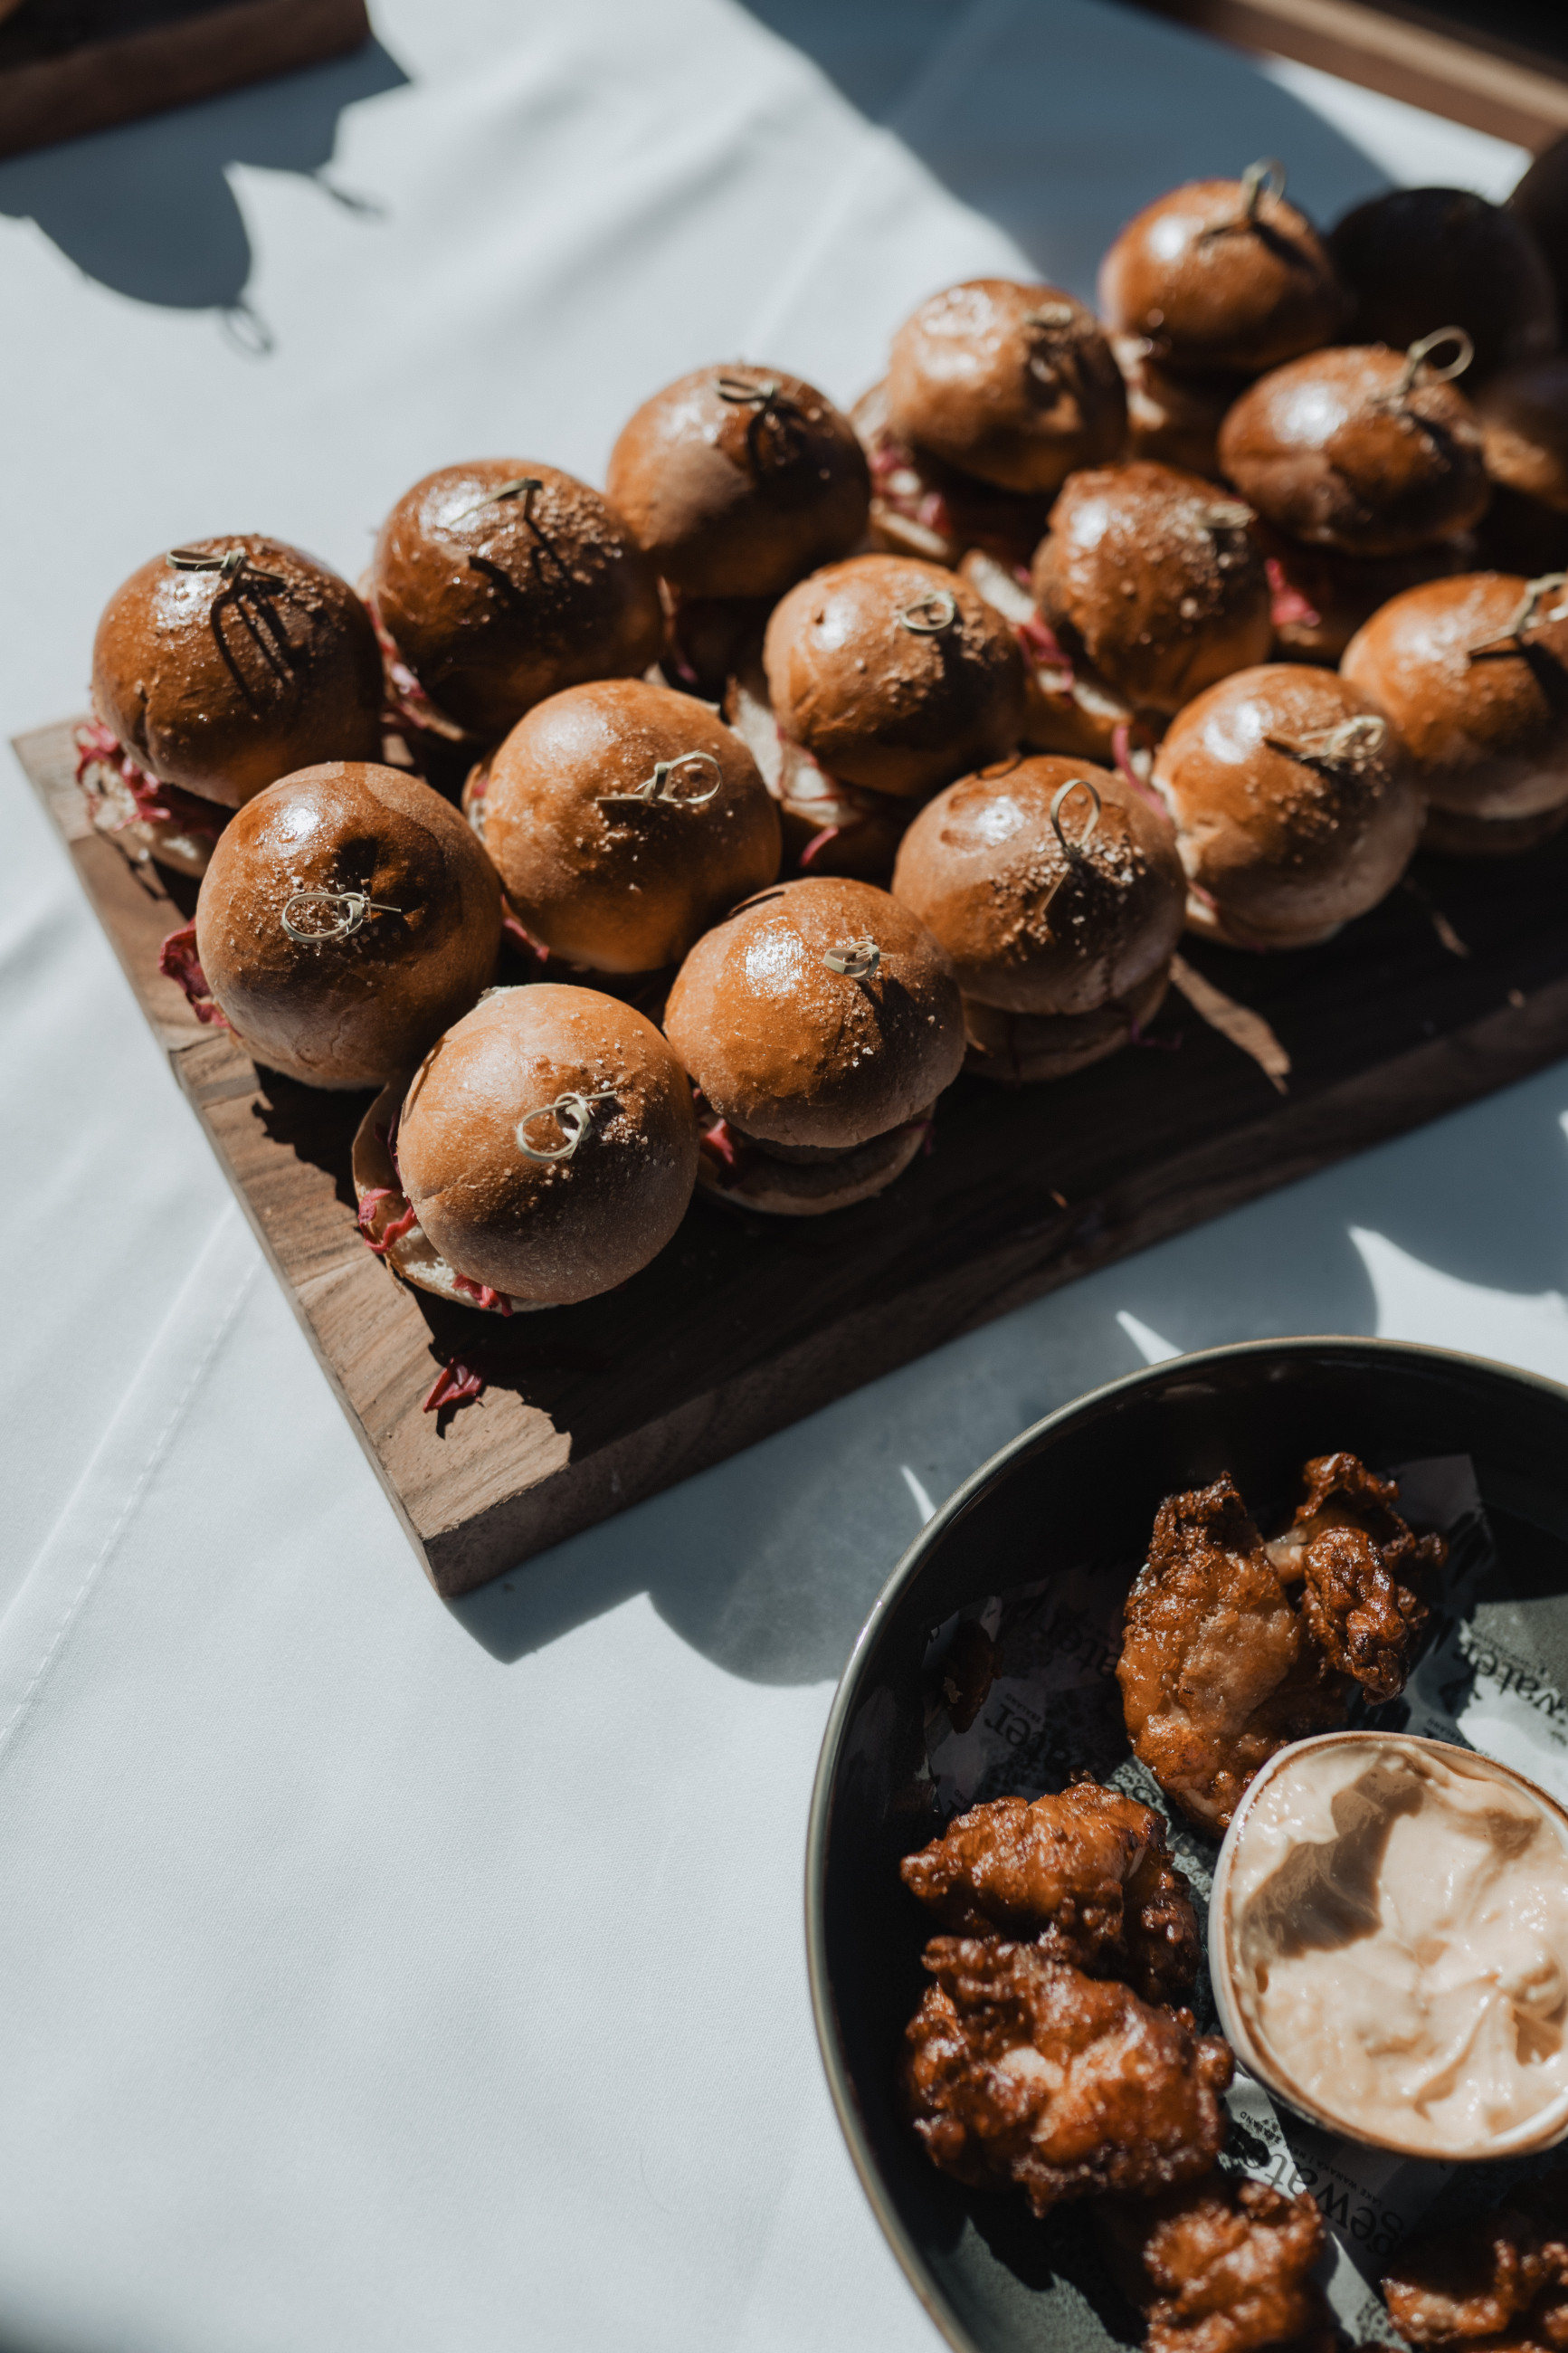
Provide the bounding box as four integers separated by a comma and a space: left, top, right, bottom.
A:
396, 985, 698, 1307
892, 754, 1185, 1016
884, 280, 1126, 496
1512, 135, 1568, 319
91, 536, 383, 809
1257, 526, 1474, 664
369, 461, 663, 741
606, 365, 869, 601
763, 554, 1026, 798
1099, 176, 1347, 374
480, 680, 781, 973
694, 1110, 933, 1215
1219, 347, 1490, 557
1329, 187, 1558, 380
1111, 335, 1248, 480
1031, 462, 1273, 714
662, 876, 964, 1150
1152, 663, 1421, 947
853, 378, 1053, 571
1342, 572, 1568, 824
1474, 357, 1568, 517
195, 760, 502, 1088
961, 964, 1171, 1084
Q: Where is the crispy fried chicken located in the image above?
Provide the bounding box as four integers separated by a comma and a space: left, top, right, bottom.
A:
1098, 2172, 1333, 2353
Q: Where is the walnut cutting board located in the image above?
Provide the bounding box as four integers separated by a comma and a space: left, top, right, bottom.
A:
18, 714, 1568, 1597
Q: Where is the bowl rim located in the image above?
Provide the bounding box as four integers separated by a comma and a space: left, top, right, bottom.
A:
803, 1330, 1568, 2353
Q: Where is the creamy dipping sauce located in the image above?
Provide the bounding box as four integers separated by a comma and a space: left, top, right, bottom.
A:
1226, 1737, 1568, 2154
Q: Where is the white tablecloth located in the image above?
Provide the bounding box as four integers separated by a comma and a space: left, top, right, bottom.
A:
0, 5, 1560, 2346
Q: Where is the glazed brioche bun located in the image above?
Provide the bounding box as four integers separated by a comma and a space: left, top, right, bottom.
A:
1257, 525, 1474, 664
1111, 335, 1247, 480
1342, 572, 1568, 850
958, 549, 1142, 762
91, 536, 383, 811
764, 554, 1026, 798
1329, 187, 1557, 380
1218, 346, 1490, 557
1099, 170, 1347, 375
663, 877, 964, 1153
478, 680, 780, 974
958, 967, 1173, 1084
606, 364, 869, 601
883, 280, 1126, 496
369, 462, 663, 742
1474, 357, 1568, 519
395, 985, 698, 1306
724, 664, 913, 881
1512, 136, 1568, 319
1152, 663, 1421, 947
1031, 462, 1272, 715
892, 755, 1185, 1015
852, 379, 1052, 571
195, 761, 502, 1088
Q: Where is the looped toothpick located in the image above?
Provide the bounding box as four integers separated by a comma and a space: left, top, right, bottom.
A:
601, 750, 724, 808
456, 475, 544, 525
515, 1089, 617, 1165
166, 545, 285, 588
1264, 715, 1387, 770
897, 590, 957, 635
1050, 776, 1102, 862
715, 374, 783, 406
1469, 572, 1568, 660
1202, 158, 1285, 241
281, 888, 404, 942
1394, 326, 1474, 399
822, 935, 880, 979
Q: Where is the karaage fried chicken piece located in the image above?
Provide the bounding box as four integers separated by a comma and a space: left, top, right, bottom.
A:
1098, 2172, 1332, 2353
1117, 1477, 1347, 1834
1267, 1453, 1440, 1701
900, 1781, 1201, 2004
902, 1938, 1231, 2215
1384, 2177, 1568, 2351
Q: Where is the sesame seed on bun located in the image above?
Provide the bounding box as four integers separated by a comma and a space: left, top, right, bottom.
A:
1031, 462, 1273, 715
368, 462, 663, 743
1152, 663, 1421, 948
1218, 344, 1491, 558
1342, 571, 1568, 854
883, 280, 1127, 497
194, 760, 502, 1088
91, 535, 383, 813
606, 364, 870, 602
1099, 168, 1348, 376
478, 679, 780, 975
763, 553, 1026, 799
662, 877, 963, 1212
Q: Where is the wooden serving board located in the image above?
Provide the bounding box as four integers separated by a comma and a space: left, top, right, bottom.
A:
19, 713, 1568, 1597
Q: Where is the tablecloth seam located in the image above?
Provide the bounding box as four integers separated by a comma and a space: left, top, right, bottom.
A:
0, 1251, 260, 1775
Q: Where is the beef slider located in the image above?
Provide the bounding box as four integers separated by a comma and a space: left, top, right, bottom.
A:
1513, 134, 1568, 319
606, 363, 870, 601
662, 877, 965, 1215
1151, 663, 1421, 948
91, 535, 383, 811
193, 760, 502, 1088
368, 461, 663, 742
883, 279, 1127, 496
1329, 186, 1558, 381
394, 984, 698, 1308
1343, 571, 1568, 857
892, 754, 1186, 1083
1099, 162, 1348, 376
1031, 462, 1273, 715
763, 553, 1026, 799
1218, 338, 1490, 558
478, 679, 781, 975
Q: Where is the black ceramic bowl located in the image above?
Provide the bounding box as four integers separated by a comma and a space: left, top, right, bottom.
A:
805, 1336, 1568, 2353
